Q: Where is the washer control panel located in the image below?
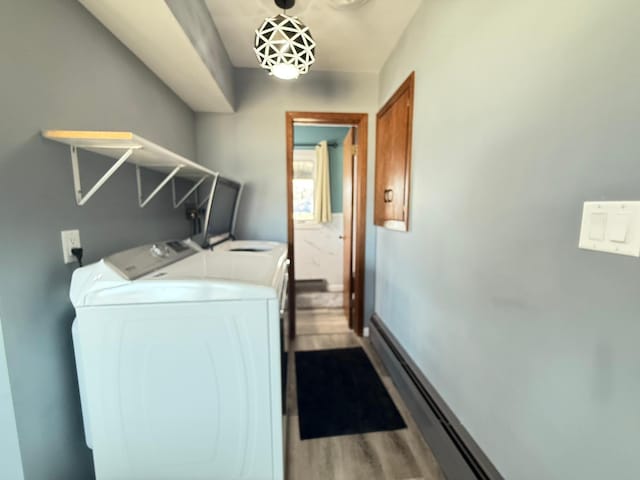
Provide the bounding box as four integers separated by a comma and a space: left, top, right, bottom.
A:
105, 240, 198, 280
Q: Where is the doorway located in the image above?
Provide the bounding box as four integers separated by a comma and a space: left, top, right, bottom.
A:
285, 112, 368, 338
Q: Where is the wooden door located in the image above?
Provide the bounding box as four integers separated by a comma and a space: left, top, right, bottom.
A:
342, 127, 355, 324
374, 72, 414, 231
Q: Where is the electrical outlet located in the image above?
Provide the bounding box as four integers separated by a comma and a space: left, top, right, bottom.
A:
61, 230, 81, 264
363, 326, 370, 337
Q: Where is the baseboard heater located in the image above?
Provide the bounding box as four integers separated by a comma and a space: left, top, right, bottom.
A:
369, 314, 503, 480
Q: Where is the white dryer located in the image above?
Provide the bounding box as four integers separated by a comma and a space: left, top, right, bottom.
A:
71, 239, 288, 480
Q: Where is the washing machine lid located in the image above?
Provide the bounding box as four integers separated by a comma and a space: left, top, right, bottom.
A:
213, 240, 281, 253
70, 242, 288, 307
148, 243, 287, 286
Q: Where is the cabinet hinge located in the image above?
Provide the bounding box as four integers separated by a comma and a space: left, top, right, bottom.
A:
351, 145, 358, 156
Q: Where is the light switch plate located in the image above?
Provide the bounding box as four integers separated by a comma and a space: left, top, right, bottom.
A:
579, 202, 640, 257
61, 230, 81, 264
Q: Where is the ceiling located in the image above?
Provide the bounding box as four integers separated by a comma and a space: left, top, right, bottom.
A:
205, 0, 423, 72
79, 0, 234, 112
80, 0, 423, 112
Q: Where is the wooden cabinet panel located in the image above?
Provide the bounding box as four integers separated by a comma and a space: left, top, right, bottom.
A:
374, 72, 414, 231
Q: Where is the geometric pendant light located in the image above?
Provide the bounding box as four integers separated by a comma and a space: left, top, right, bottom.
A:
254, 0, 316, 80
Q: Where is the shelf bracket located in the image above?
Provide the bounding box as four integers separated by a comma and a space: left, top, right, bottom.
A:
71, 145, 135, 206
136, 165, 183, 208
196, 175, 217, 209
197, 188, 212, 209
171, 176, 208, 209
197, 191, 209, 209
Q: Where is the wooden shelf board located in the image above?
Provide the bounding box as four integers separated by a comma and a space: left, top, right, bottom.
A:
42, 129, 215, 179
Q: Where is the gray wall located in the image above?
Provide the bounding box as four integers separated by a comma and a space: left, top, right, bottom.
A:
196, 68, 379, 322
0, 0, 196, 478
0, 320, 23, 480
376, 1, 640, 479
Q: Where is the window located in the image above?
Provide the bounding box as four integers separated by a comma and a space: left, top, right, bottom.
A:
293, 149, 316, 222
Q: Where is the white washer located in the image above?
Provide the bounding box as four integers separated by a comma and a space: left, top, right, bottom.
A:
71, 239, 288, 480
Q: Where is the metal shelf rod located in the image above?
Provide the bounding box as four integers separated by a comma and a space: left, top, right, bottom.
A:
137, 165, 183, 208
172, 176, 207, 208
71, 146, 137, 206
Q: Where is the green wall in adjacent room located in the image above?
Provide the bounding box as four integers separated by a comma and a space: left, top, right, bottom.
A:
293, 125, 350, 213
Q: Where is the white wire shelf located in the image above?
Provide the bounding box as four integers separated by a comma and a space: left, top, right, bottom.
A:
42, 130, 217, 208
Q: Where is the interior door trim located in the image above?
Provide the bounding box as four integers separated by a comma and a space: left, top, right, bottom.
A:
285, 112, 369, 338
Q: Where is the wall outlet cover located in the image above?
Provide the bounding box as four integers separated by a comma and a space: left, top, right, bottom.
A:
61, 230, 81, 264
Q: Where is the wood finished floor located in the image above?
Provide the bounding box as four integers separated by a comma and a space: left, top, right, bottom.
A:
286, 309, 445, 480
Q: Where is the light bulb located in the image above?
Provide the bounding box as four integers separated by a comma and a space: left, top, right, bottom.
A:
271, 63, 300, 80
